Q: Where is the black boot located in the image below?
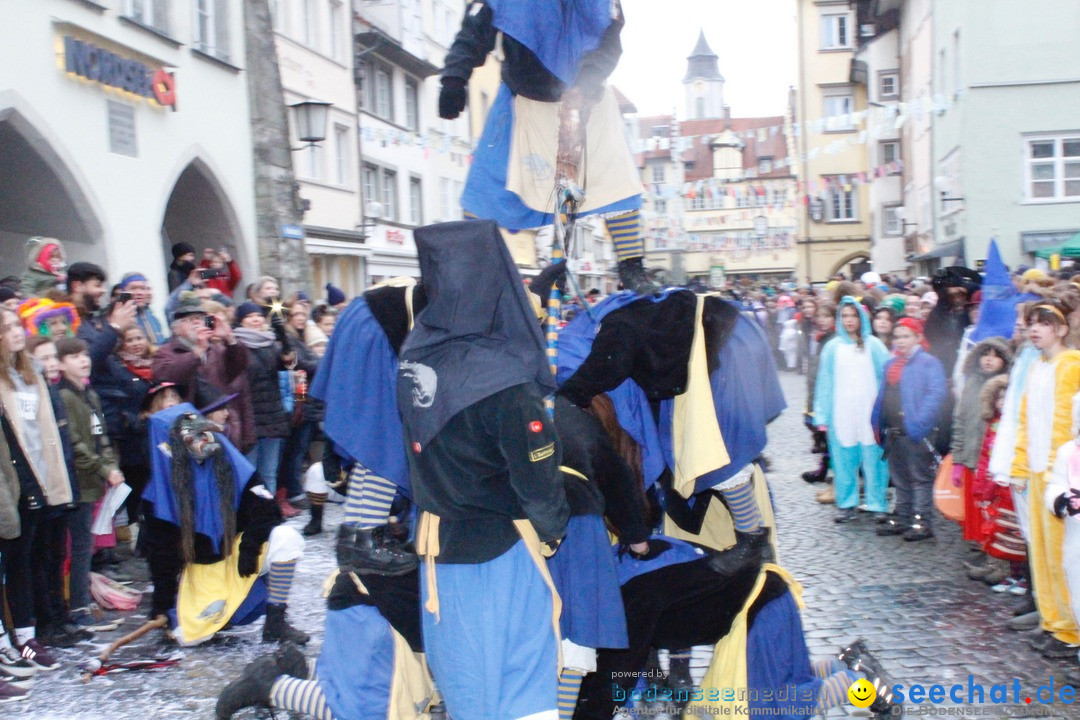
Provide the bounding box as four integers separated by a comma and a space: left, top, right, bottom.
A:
902, 515, 933, 542
215, 655, 282, 719
274, 641, 309, 679
302, 502, 324, 537
335, 523, 357, 569
706, 529, 765, 579
801, 466, 828, 484
667, 652, 693, 691
617, 257, 657, 293
350, 527, 419, 576
262, 604, 310, 645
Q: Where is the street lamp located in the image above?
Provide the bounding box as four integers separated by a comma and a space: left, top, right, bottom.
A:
289, 100, 333, 149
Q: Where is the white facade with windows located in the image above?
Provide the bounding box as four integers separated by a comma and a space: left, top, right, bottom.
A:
0, 0, 257, 301
355, 0, 472, 283
273, 0, 367, 298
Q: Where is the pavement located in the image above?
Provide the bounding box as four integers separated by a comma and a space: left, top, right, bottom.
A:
7, 370, 1077, 719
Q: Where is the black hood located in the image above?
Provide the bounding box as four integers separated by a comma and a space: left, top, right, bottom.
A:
398, 220, 554, 446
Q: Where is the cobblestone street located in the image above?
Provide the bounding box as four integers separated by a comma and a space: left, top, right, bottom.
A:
9, 371, 1075, 719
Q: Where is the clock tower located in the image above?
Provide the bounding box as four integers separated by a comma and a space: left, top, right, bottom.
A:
684, 30, 724, 119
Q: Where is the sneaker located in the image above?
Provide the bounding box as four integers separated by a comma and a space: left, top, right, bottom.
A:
876, 517, 906, 536
0, 662, 34, 689
18, 639, 60, 671
815, 487, 835, 504
1009, 578, 1030, 596
834, 508, 857, 524
0, 645, 37, 679
60, 621, 93, 642
992, 577, 1019, 593
71, 606, 121, 633
98, 566, 134, 585
1011, 593, 1037, 616
1041, 636, 1080, 659
0, 678, 29, 704
1009, 610, 1041, 631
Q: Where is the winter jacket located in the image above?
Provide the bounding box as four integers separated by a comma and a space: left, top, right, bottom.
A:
151, 336, 253, 450
75, 307, 122, 389
198, 259, 242, 297
245, 343, 291, 439
805, 328, 835, 414
813, 298, 890, 429
0, 423, 21, 539
96, 355, 153, 468
46, 381, 80, 507
0, 371, 73, 507
950, 337, 1012, 468
872, 349, 948, 443
57, 377, 119, 504
20, 266, 63, 297
442, 0, 624, 103
167, 262, 189, 293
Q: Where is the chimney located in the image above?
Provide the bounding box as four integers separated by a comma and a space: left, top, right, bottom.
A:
723, 105, 731, 128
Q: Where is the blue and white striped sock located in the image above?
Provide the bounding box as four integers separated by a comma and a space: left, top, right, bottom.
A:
721, 481, 763, 532
266, 559, 297, 605
270, 676, 335, 720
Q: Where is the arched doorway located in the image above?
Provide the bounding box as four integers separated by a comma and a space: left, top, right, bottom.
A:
829, 251, 872, 281
161, 159, 245, 283
0, 106, 104, 278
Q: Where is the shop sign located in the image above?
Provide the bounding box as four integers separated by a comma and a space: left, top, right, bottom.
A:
61, 33, 177, 110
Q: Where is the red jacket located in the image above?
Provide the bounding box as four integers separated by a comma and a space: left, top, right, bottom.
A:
198, 259, 242, 297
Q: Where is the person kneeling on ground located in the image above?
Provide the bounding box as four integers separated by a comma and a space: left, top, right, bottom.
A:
141, 403, 309, 646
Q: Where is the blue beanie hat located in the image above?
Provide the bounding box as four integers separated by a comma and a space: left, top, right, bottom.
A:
326, 283, 345, 306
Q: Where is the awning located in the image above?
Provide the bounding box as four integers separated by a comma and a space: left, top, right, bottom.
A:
357, 29, 440, 79
1033, 231, 1080, 259
910, 240, 963, 262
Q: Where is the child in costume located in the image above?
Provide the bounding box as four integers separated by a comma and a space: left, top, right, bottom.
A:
17, 297, 79, 337
950, 338, 1012, 549
802, 299, 836, 489
872, 317, 947, 541
814, 297, 890, 524
1010, 300, 1080, 660
141, 403, 308, 647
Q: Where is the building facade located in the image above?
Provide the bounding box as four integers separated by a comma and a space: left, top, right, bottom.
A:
0, 0, 257, 297
794, 0, 873, 282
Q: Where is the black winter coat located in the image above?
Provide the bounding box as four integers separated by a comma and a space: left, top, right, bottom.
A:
96, 355, 153, 467
245, 343, 290, 439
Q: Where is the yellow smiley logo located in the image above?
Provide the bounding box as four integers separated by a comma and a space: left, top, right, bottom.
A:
848, 678, 876, 708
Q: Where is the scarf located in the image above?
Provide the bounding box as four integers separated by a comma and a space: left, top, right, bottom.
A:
120, 351, 154, 381
887, 348, 915, 386
232, 327, 276, 349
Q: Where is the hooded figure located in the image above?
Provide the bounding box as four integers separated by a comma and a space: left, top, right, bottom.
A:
813, 297, 891, 522
141, 403, 308, 646
19, 237, 67, 297
441, 1, 650, 290
398, 220, 569, 720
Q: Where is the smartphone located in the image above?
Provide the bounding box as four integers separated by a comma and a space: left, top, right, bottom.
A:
118, 292, 132, 304
204, 315, 216, 330
198, 268, 215, 280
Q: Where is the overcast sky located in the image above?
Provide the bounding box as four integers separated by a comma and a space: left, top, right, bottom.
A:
609, 0, 798, 119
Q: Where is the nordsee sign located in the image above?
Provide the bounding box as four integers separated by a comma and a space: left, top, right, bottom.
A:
63, 35, 177, 109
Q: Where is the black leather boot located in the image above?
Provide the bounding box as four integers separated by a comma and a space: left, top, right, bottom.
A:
302, 502, 324, 537
215, 655, 282, 719
262, 604, 310, 645
617, 257, 658, 293
351, 527, 419, 576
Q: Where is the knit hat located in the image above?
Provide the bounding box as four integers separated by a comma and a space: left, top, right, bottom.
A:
173, 292, 206, 318
171, 242, 195, 260
325, 283, 345, 306
233, 301, 265, 325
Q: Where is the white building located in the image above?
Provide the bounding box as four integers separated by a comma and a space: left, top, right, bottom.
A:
354, 0, 472, 284
0, 0, 256, 297
272, 0, 367, 298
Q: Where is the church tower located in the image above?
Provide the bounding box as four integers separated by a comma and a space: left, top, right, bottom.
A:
684, 30, 724, 119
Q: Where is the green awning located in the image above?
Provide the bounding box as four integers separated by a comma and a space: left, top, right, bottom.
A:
1034, 231, 1080, 259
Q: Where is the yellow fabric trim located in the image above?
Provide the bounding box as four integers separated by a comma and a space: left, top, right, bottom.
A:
559, 466, 588, 482
512, 518, 565, 674
685, 564, 802, 716
176, 533, 265, 645
388, 628, 436, 720
671, 295, 730, 498
417, 512, 441, 621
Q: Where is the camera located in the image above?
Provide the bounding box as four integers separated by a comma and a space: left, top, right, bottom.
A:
118, 292, 132, 304
204, 315, 216, 330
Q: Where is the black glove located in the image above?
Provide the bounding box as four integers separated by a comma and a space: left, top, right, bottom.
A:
626, 539, 670, 561
529, 261, 569, 303
1066, 488, 1080, 517
439, 77, 467, 120
237, 544, 259, 577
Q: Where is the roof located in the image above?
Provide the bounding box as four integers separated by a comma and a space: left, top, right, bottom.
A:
610, 86, 637, 114
684, 30, 724, 82
675, 116, 790, 182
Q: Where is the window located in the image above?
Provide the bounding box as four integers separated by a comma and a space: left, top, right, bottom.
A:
880, 141, 900, 166
758, 157, 773, 175
654, 199, 667, 215
363, 163, 379, 212
409, 177, 423, 225
1025, 136, 1080, 201
303, 142, 322, 181
879, 71, 899, 99
825, 180, 857, 221
652, 165, 665, 183
301, 0, 317, 47
375, 65, 393, 121
126, 0, 171, 35
405, 77, 420, 132
333, 124, 349, 185
821, 13, 850, 50
883, 205, 902, 236
328, 0, 343, 60
382, 169, 398, 221
194, 0, 230, 61
823, 92, 854, 132
695, 97, 705, 119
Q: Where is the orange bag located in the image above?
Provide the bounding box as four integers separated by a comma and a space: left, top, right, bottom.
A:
933, 453, 965, 522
